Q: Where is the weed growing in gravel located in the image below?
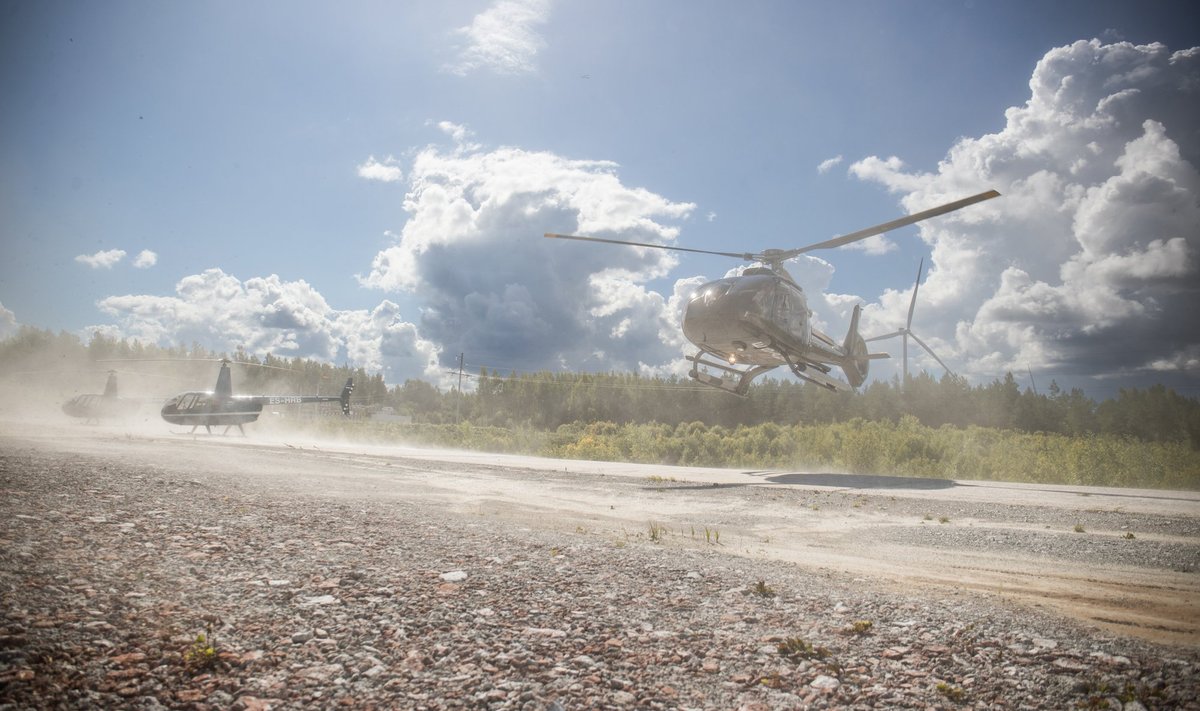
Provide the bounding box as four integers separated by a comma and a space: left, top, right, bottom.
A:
846, 620, 873, 635
1124, 532, 1136, 539
648, 521, 666, 542
939, 517, 950, 524
1074, 523, 1086, 533
1077, 679, 1165, 708
703, 526, 721, 545
936, 681, 966, 702
750, 580, 776, 598
777, 637, 828, 661
183, 625, 219, 672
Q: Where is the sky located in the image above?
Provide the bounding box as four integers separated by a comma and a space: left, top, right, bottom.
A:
2, 0, 1198, 397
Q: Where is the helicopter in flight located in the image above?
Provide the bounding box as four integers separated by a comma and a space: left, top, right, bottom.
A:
61, 370, 141, 423
160, 359, 354, 434
547, 190, 999, 395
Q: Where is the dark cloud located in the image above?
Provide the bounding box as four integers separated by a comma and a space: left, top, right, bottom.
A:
852, 39, 1200, 384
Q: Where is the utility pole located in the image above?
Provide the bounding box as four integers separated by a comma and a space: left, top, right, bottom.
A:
455, 352, 464, 423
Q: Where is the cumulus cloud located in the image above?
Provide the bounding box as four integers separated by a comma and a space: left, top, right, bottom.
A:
133, 250, 157, 268
75, 249, 126, 269
817, 155, 844, 174
359, 125, 698, 374
357, 155, 403, 183
445, 0, 550, 76
850, 39, 1200, 382
94, 269, 441, 383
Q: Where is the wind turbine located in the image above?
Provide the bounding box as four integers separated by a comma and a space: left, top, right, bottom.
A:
865, 259, 956, 383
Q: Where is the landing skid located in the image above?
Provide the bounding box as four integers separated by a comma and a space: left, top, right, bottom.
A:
183, 424, 247, 436
686, 354, 776, 397
779, 350, 850, 392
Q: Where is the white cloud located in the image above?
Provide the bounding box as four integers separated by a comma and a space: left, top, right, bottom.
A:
75, 249, 126, 269
445, 0, 551, 76
133, 250, 158, 268
0, 301, 18, 340
94, 269, 441, 383
360, 125, 697, 374
850, 39, 1200, 382
357, 155, 403, 183
817, 155, 844, 174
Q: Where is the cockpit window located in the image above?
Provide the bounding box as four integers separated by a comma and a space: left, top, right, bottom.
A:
692, 281, 734, 303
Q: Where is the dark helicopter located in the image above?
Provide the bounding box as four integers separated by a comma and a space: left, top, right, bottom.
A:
160, 359, 354, 434
547, 190, 999, 395
62, 370, 140, 423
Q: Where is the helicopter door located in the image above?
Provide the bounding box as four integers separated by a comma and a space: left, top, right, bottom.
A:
774, 285, 811, 345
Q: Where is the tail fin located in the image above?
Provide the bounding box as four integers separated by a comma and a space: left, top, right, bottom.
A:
339, 378, 354, 416
215, 361, 233, 399
841, 305, 869, 388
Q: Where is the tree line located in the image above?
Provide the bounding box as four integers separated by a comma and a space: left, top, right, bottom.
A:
2, 326, 1197, 448
400, 367, 1200, 448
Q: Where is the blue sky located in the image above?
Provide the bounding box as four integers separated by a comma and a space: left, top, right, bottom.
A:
2, 0, 1198, 395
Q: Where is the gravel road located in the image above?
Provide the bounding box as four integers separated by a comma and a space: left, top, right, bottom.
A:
1, 422, 1198, 710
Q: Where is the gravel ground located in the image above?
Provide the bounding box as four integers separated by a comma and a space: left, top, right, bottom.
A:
1, 436, 1198, 710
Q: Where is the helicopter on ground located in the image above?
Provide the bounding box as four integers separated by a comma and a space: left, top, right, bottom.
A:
160, 359, 354, 434
546, 190, 999, 395
61, 370, 141, 423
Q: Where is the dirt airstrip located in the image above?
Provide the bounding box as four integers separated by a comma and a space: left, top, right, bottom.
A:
2, 419, 1197, 709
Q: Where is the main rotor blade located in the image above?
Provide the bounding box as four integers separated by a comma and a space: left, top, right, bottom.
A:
545, 233, 752, 260
908, 332, 955, 377
785, 189, 1000, 258
906, 257, 924, 330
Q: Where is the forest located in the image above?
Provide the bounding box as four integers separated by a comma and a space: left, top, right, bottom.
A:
3, 326, 1198, 489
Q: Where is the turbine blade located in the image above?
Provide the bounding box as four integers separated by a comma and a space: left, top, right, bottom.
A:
908, 332, 955, 377
864, 330, 904, 343
906, 257, 923, 329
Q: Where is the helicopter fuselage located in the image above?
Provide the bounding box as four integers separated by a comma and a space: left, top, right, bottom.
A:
159, 366, 354, 434
62, 394, 139, 422
682, 269, 837, 367
160, 391, 265, 427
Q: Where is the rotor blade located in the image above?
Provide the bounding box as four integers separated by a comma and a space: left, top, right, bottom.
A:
908, 332, 955, 377
864, 329, 904, 343
545, 233, 753, 260
906, 257, 924, 330
97, 357, 296, 372
785, 189, 1000, 257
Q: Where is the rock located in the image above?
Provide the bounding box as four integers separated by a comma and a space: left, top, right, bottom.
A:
297, 663, 345, 681
440, 571, 467, 582
298, 595, 338, 607
811, 675, 840, 691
